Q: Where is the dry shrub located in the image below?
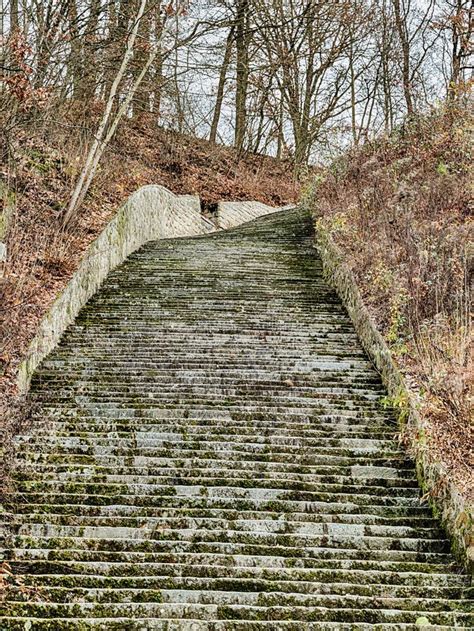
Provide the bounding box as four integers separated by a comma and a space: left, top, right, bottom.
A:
313, 103, 473, 496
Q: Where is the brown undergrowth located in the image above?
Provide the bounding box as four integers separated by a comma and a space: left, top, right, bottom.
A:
0, 112, 299, 489
311, 103, 473, 499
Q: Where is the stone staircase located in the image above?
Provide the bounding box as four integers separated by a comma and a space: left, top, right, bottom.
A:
2, 207, 472, 629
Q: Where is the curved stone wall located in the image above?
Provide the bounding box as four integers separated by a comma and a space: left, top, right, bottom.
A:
216, 200, 287, 229
17, 186, 212, 393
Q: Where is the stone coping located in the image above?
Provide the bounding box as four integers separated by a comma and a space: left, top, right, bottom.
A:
216, 201, 282, 230
314, 222, 473, 573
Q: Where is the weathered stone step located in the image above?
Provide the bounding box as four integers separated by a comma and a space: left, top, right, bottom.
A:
33, 370, 383, 386
7, 539, 454, 569
5, 564, 466, 596
30, 407, 397, 423
30, 393, 384, 410
30, 384, 387, 401
9, 526, 450, 554
14, 435, 405, 457
12, 516, 444, 542
0, 619, 463, 630
41, 349, 369, 362
6, 583, 469, 607
8, 561, 467, 587
12, 478, 421, 501
9, 515, 441, 541
14, 448, 412, 471
9, 484, 424, 509
6, 586, 472, 615
13, 469, 418, 490
9, 504, 437, 528
11, 456, 412, 477
4, 601, 473, 625
40, 358, 377, 371
10, 575, 468, 600
12, 455, 416, 482
8, 495, 429, 522
21, 422, 398, 440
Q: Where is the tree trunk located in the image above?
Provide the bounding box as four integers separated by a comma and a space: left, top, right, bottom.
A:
152, 7, 163, 119
448, 0, 474, 100
234, 0, 250, 151
393, 0, 414, 117
63, 0, 149, 226
67, 0, 83, 99
10, 0, 19, 32
133, 0, 152, 116
209, 26, 234, 143
82, 0, 102, 102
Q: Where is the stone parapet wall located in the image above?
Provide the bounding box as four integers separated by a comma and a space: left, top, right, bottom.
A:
17, 186, 213, 393
216, 200, 285, 229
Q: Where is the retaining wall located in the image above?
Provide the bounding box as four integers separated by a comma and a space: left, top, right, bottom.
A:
315, 224, 473, 573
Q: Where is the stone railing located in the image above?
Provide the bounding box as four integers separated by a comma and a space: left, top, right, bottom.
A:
216, 200, 283, 229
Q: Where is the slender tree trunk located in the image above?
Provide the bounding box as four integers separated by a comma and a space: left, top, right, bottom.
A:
209, 26, 234, 143
133, 0, 152, 115
67, 0, 83, 99
393, 0, 414, 117
82, 0, 102, 101
448, 0, 474, 100
234, 0, 250, 151
63, 0, 149, 226
10, 0, 19, 32
152, 7, 163, 119
379, 0, 393, 133
349, 32, 358, 144
276, 97, 284, 160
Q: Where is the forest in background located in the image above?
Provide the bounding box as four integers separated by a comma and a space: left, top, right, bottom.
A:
0, 0, 472, 493
0, 0, 472, 171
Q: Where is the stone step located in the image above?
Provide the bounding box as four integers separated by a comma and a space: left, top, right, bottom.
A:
0, 619, 463, 630
12, 469, 418, 489
12, 479, 422, 502
10, 457, 413, 476
8, 528, 450, 555
11, 454, 417, 478
6, 586, 473, 614
4, 602, 473, 625
5, 559, 465, 585
8, 573, 469, 598
14, 435, 406, 457
27, 408, 397, 423
18, 422, 399, 440
9, 514, 442, 540
7, 504, 437, 527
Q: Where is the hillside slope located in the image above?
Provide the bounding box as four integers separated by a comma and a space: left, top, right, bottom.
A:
311, 105, 473, 498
